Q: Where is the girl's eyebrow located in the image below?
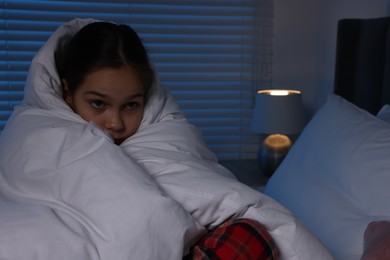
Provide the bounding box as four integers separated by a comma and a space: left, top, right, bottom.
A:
84, 91, 144, 99
127, 93, 144, 99
84, 91, 106, 98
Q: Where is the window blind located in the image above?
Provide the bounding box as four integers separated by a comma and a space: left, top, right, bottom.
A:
0, 0, 273, 159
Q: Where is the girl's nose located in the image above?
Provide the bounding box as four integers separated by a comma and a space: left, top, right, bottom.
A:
105, 110, 124, 132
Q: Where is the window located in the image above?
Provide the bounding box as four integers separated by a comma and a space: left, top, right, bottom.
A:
0, 0, 273, 159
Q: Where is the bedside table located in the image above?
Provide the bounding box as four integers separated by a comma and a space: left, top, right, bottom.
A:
219, 159, 269, 191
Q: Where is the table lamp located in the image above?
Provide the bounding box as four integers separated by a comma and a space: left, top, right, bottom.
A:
251, 89, 306, 176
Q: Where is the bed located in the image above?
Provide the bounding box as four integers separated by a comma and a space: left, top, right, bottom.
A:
265, 16, 390, 260
0, 16, 388, 260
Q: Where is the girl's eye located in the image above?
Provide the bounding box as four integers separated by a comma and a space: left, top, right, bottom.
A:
126, 102, 139, 110
90, 100, 105, 109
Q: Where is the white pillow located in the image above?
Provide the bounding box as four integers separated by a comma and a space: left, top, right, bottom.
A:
264, 94, 390, 260
377, 104, 390, 123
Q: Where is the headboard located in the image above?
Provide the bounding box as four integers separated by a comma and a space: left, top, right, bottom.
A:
334, 17, 390, 114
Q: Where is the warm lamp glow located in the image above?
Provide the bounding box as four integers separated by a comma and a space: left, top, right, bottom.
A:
263, 134, 292, 151
258, 89, 301, 96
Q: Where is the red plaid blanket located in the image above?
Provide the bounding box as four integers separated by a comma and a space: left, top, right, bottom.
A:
186, 218, 280, 260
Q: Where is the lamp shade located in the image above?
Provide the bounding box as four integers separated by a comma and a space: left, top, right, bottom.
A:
251, 89, 306, 135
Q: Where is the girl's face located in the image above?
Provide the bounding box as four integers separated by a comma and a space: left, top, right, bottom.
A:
63, 66, 145, 145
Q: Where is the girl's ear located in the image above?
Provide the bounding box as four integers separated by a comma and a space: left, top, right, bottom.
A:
61, 79, 73, 107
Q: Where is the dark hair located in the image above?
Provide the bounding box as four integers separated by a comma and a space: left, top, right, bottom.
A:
58, 22, 154, 96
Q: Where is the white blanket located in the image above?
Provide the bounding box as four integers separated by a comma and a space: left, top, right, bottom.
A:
0, 18, 333, 260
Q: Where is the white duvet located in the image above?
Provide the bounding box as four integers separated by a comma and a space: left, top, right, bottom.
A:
0, 18, 333, 260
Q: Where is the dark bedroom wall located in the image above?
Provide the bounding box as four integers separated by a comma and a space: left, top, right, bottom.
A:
273, 0, 388, 118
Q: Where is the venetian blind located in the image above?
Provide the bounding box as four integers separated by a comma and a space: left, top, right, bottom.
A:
0, 0, 273, 159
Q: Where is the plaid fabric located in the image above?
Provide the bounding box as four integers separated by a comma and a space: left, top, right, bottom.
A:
186, 218, 280, 260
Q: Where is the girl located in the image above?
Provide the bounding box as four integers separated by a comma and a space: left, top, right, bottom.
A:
58, 22, 153, 145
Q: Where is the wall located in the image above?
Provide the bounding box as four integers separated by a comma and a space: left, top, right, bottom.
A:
273, 0, 388, 117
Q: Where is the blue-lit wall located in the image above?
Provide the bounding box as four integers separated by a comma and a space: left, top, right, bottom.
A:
273, 0, 388, 118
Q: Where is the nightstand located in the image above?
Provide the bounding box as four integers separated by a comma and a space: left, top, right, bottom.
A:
219, 159, 269, 191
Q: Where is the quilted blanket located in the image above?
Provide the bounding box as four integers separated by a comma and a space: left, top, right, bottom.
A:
0, 18, 333, 260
